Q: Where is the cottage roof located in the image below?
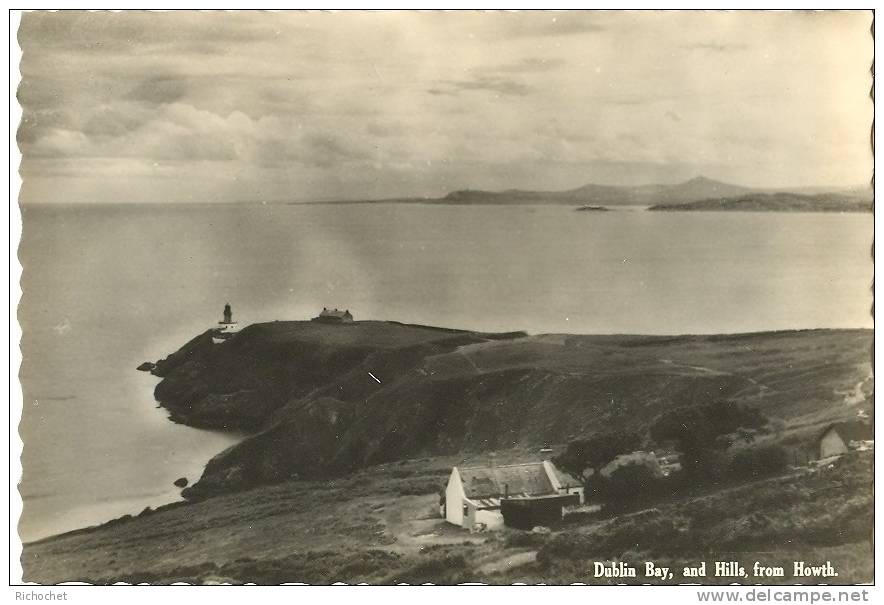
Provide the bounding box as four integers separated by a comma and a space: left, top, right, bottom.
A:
822, 421, 873, 443
547, 463, 584, 488
319, 308, 351, 318
458, 462, 556, 499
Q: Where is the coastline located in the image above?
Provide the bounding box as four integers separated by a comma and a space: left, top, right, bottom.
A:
17, 337, 248, 544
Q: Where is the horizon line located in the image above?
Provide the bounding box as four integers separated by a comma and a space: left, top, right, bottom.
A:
17, 175, 872, 206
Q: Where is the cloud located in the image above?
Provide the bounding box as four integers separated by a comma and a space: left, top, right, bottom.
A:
606, 96, 652, 107
18, 11, 287, 55
488, 57, 566, 73
126, 76, 189, 105
15, 11, 874, 203
21, 100, 379, 169
683, 42, 749, 53
491, 14, 608, 38
364, 119, 408, 138
25, 128, 90, 158
80, 103, 155, 138
432, 75, 533, 97
424, 57, 563, 98
425, 88, 455, 97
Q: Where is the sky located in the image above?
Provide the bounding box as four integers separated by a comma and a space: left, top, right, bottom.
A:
17, 10, 874, 204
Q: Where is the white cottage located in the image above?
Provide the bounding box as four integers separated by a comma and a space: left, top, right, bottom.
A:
444, 460, 584, 532
818, 421, 873, 459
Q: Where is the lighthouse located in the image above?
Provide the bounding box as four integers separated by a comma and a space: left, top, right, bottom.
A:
215, 302, 239, 339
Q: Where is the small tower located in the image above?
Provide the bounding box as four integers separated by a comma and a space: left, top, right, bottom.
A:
216, 302, 238, 337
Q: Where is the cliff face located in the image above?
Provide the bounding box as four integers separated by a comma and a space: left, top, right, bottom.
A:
149, 322, 872, 500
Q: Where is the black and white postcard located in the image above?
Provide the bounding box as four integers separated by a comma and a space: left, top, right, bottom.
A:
10, 7, 876, 591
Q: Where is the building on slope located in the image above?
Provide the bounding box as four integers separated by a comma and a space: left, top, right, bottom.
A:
818, 420, 873, 459
443, 460, 584, 532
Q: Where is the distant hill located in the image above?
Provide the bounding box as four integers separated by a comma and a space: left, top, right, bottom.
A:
649, 192, 873, 213
439, 176, 753, 207
299, 177, 870, 210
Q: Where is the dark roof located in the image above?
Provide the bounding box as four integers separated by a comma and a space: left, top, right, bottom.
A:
822, 420, 873, 443
459, 462, 556, 499
547, 464, 584, 488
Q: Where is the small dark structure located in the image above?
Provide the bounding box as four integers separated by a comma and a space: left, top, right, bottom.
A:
313, 307, 354, 323
500, 493, 579, 530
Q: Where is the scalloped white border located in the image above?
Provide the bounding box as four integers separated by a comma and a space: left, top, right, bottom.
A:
5, 3, 879, 598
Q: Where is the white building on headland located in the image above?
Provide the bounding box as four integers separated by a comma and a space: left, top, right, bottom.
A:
213, 303, 239, 342
312, 307, 354, 323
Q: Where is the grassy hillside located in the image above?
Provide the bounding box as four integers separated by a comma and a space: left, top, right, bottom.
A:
148, 324, 871, 500
21, 450, 873, 584
510, 451, 874, 585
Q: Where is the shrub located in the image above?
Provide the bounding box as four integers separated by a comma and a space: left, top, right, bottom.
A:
650, 401, 768, 480
680, 447, 729, 486
554, 430, 644, 479
338, 550, 402, 579
535, 533, 595, 567
386, 554, 467, 584
729, 444, 788, 480
593, 461, 664, 509
505, 530, 549, 548
600, 512, 691, 555
397, 477, 444, 496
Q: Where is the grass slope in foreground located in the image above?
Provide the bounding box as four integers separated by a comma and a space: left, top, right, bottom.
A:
21, 450, 872, 584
